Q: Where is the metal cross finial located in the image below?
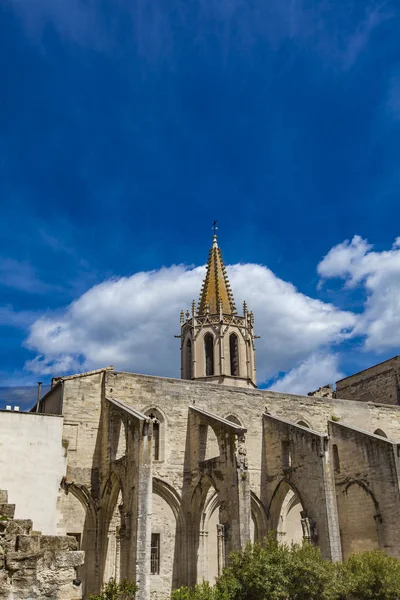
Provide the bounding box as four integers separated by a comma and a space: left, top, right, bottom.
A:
212, 220, 218, 235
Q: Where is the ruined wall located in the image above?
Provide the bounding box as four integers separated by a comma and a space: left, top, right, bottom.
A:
0, 489, 84, 600
329, 421, 400, 559
262, 415, 341, 561
336, 357, 400, 405
0, 411, 65, 534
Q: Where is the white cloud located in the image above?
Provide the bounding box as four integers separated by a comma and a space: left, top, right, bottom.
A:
24, 262, 356, 385
318, 235, 400, 351
269, 352, 344, 395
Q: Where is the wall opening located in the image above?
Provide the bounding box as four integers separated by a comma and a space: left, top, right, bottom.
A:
281, 441, 292, 470
200, 425, 220, 461
151, 533, 161, 575
151, 485, 179, 595
144, 408, 165, 462
277, 487, 304, 546
104, 489, 122, 585
332, 444, 340, 473
296, 420, 310, 429
186, 338, 193, 379
374, 429, 387, 438
153, 421, 160, 461
204, 334, 214, 376
229, 333, 239, 376
226, 414, 242, 427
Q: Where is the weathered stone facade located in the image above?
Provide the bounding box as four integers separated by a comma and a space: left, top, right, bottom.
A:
336, 356, 400, 405
31, 367, 400, 599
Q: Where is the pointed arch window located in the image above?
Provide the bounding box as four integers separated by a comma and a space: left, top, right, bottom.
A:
145, 408, 165, 462
204, 333, 214, 376
230, 333, 239, 376
186, 338, 193, 379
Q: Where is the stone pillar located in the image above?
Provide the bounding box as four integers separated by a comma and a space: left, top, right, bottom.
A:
217, 524, 226, 577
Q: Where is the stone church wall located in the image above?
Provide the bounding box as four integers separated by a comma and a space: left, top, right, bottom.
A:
329, 420, 400, 559
336, 357, 400, 405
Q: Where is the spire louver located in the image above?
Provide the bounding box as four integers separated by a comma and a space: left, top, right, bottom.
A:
198, 234, 237, 316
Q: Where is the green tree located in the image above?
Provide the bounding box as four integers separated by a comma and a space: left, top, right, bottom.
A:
340, 550, 400, 600
88, 578, 137, 600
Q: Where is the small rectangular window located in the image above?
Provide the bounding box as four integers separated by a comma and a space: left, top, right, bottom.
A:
332, 444, 340, 473
281, 441, 292, 470
151, 533, 160, 574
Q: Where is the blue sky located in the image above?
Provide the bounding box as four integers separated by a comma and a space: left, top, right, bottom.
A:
1, 0, 400, 408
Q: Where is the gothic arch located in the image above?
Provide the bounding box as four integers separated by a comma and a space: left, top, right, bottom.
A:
225, 414, 243, 427
60, 478, 97, 526
229, 332, 239, 376
374, 428, 387, 438
153, 478, 183, 523
251, 492, 268, 542
143, 406, 167, 461
184, 335, 193, 380
338, 480, 381, 558
296, 420, 311, 429
204, 333, 215, 376
268, 479, 306, 538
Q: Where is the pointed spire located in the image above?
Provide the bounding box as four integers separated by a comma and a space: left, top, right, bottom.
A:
198, 225, 237, 316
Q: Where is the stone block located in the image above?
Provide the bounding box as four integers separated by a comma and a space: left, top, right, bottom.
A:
0, 504, 15, 519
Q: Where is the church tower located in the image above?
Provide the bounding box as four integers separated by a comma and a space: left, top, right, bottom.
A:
179, 228, 257, 388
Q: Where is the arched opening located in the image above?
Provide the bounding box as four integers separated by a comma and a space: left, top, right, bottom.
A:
201, 488, 225, 585
226, 414, 243, 427
59, 481, 97, 596
374, 429, 387, 438
151, 490, 177, 593
200, 425, 220, 461
277, 488, 304, 545
144, 408, 166, 462
229, 333, 239, 376
186, 338, 193, 379
337, 482, 380, 559
270, 481, 306, 547
251, 492, 268, 542
296, 420, 311, 429
204, 334, 214, 376
104, 489, 123, 584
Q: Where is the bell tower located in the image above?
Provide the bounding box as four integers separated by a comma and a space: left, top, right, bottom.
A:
179, 227, 257, 388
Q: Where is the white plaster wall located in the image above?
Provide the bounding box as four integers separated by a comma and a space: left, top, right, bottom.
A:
0, 410, 65, 534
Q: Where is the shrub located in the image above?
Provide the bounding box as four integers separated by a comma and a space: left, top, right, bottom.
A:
89, 578, 137, 600
340, 550, 400, 600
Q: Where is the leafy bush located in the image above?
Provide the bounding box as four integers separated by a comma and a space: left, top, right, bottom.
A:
89, 578, 137, 600
340, 550, 400, 600
171, 581, 218, 600
170, 538, 400, 600
216, 536, 340, 600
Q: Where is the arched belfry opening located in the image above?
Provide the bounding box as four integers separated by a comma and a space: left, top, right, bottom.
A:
204, 334, 214, 376
186, 338, 193, 379
178, 225, 257, 388
229, 333, 239, 376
